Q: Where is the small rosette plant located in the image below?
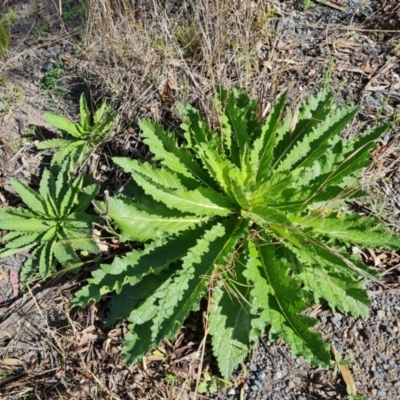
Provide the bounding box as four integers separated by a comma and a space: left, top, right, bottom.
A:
0, 160, 102, 284
72, 87, 399, 379
37, 94, 117, 166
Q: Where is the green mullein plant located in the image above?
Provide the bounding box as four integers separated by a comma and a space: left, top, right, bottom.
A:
0, 160, 102, 285
37, 94, 117, 166
72, 87, 399, 379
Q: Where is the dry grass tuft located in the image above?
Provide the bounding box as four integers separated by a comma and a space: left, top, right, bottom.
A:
82, 0, 294, 131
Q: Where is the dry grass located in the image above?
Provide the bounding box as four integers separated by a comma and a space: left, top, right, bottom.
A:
82, 0, 304, 132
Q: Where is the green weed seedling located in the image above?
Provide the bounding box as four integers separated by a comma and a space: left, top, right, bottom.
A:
0, 8, 17, 56
72, 86, 397, 379
331, 346, 364, 399
302, 0, 316, 10
34, 21, 49, 37
197, 372, 231, 394
37, 93, 117, 167
39, 62, 65, 96
62, 6, 78, 23
61, 3, 87, 24
0, 81, 24, 113
0, 159, 101, 285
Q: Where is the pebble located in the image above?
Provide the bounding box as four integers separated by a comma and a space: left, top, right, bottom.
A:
269, 391, 281, 398
273, 371, 282, 380
377, 352, 390, 363
251, 385, 259, 391
384, 326, 394, 336
377, 389, 386, 397
372, 370, 384, 379
41, 61, 55, 72
370, 324, 379, 333
332, 312, 343, 321
249, 363, 257, 372
360, 327, 372, 340
332, 341, 343, 353
254, 380, 262, 389
376, 310, 385, 320
257, 372, 266, 380
287, 380, 296, 389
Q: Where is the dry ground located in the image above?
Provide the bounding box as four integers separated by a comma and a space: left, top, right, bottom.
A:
0, 0, 400, 399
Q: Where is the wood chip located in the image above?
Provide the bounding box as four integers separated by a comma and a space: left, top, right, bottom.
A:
1, 358, 24, 366
313, 0, 347, 12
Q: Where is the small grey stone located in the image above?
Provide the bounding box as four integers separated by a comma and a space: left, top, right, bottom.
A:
281, 16, 293, 26
370, 324, 379, 333
384, 326, 394, 336
249, 363, 257, 372
227, 388, 236, 395
41, 62, 55, 72
251, 385, 259, 391
257, 371, 266, 380
332, 341, 343, 353
133, 373, 143, 381
378, 352, 390, 363
293, 376, 302, 385
319, 316, 327, 323
254, 380, 262, 389
273, 371, 282, 380
332, 312, 343, 321
297, 396, 307, 400
287, 380, 296, 389
376, 310, 385, 320
373, 370, 384, 379
60, 39, 70, 47
377, 389, 386, 397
